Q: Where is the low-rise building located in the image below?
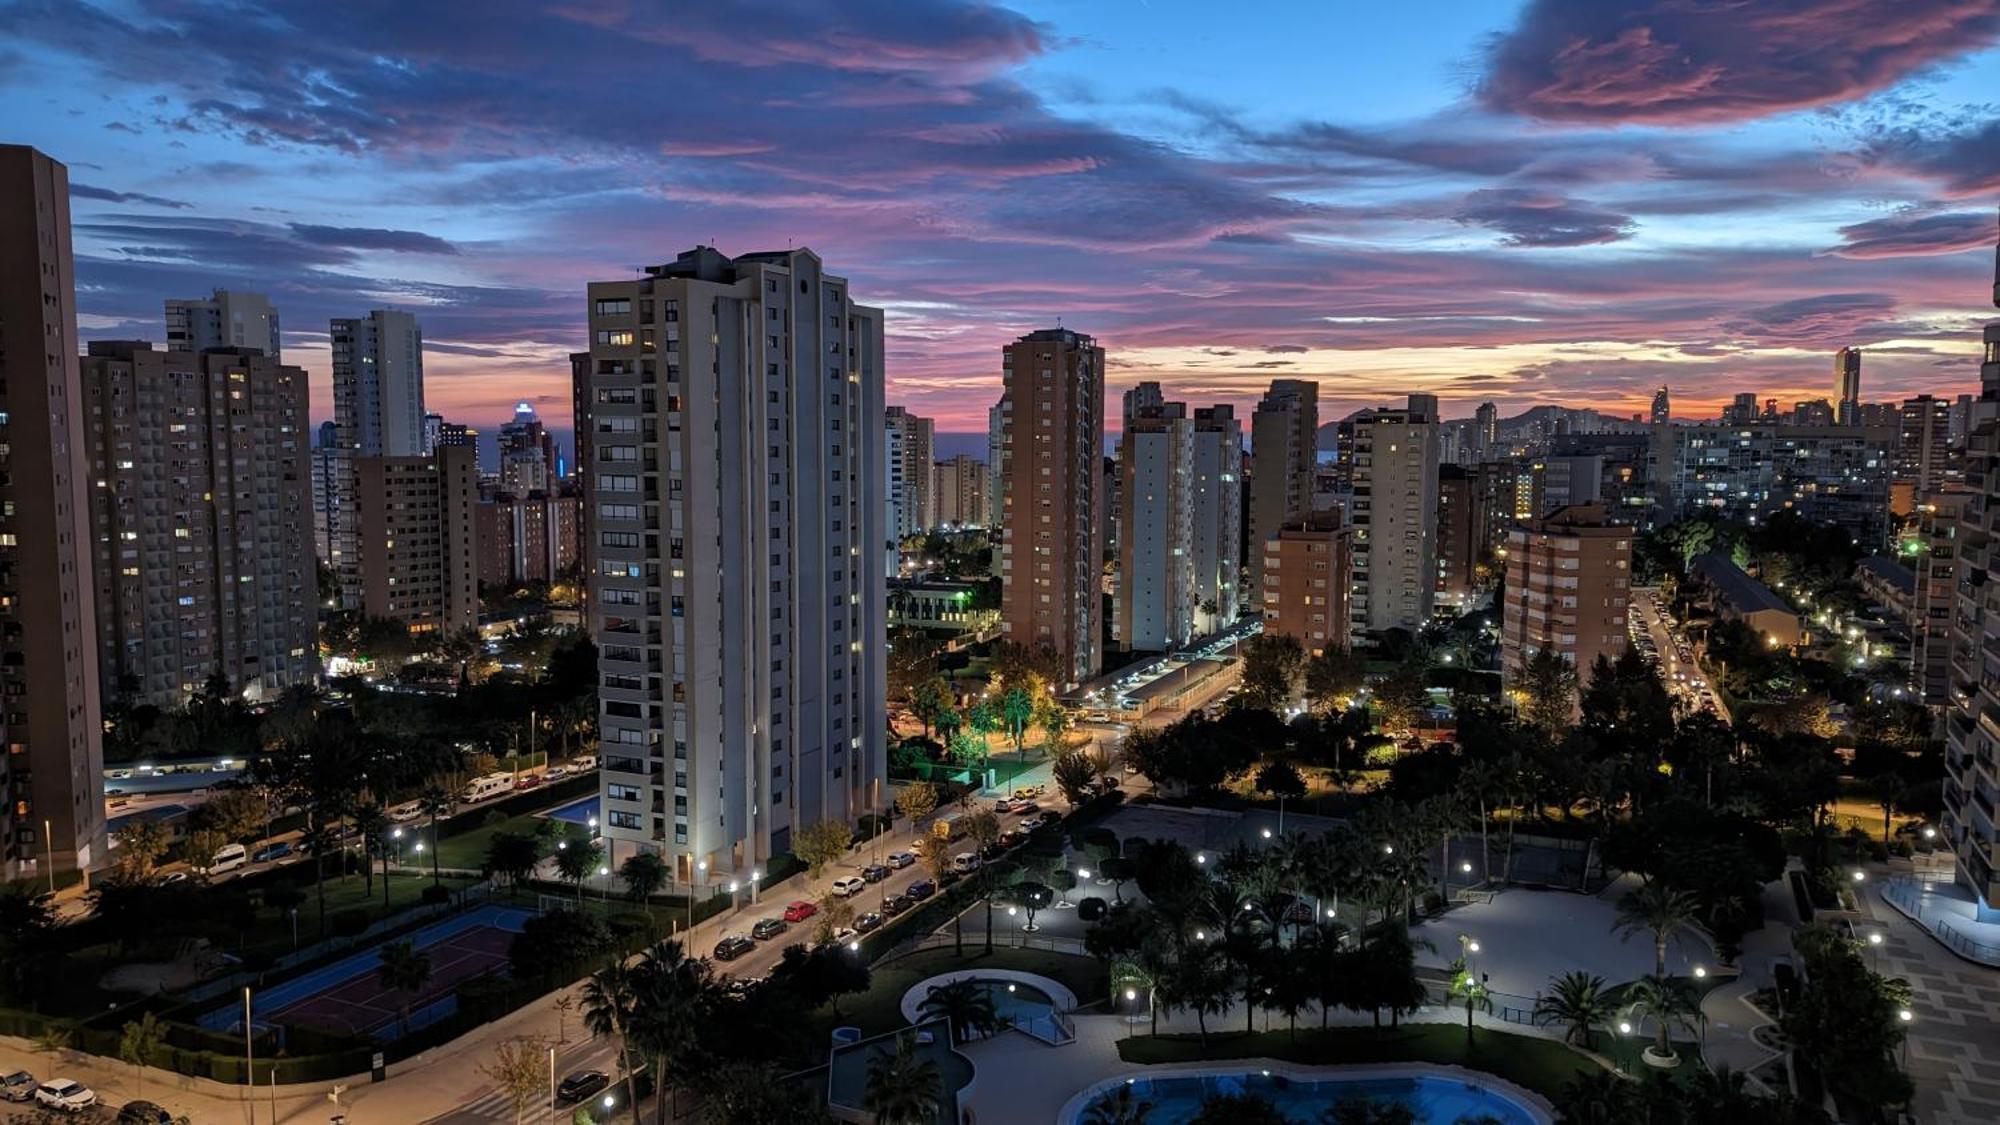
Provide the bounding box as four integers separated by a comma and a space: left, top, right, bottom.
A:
1687, 552, 1804, 647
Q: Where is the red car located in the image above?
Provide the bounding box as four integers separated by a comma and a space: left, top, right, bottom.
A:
782, 899, 817, 923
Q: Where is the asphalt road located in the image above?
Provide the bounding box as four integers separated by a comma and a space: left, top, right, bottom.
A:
1630, 587, 1729, 721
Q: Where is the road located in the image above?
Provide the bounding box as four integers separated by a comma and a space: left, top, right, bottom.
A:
1629, 586, 1728, 721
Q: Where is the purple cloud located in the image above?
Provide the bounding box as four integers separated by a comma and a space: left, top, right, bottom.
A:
72, 181, 189, 208
1824, 209, 1996, 259
1454, 188, 1636, 247
288, 223, 461, 255
1480, 0, 2000, 124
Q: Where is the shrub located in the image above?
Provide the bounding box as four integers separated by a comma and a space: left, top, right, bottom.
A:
1078, 896, 1108, 922
421, 884, 453, 905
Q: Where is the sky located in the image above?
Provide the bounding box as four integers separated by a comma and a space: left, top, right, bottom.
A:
3, 0, 1999, 442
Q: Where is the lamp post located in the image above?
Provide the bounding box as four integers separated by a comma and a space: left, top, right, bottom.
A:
547, 1044, 557, 1125
1898, 1008, 1913, 1069
242, 986, 255, 1125
42, 818, 54, 897
1867, 931, 1884, 970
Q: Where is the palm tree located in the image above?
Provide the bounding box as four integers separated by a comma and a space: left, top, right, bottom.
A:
118, 1011, 164, 1101
376, 940, 433, 1037
1622, 974, 1698, 1063
1533, 971, 1615, 1049
1446, 957, 1492, 1048
353, 801, 389, 902
420, 782, 453, 885
583, 962, 641, 1120
918, 978, 999, 1045
1082, 1083, 1156, 1125
628, 940, 711, 1125
621, 850, 669, 907
862, 1032, 942, 1125
1614, 882, 1705, 979
1169, 941, 1235, 1049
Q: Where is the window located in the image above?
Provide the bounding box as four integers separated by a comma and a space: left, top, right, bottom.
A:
600, 503, 640, 520
598, 388, 637, 404
601, 531, 640, 548
608, 811, 642, 830
601, 474, 639, 492
594, 298, 632, 316
607, 784, 642, 802
595, 329, 635, 346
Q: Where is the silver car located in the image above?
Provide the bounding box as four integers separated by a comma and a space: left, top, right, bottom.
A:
1, 1071, 35, 1103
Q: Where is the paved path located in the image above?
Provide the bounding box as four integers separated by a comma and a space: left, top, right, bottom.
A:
1859, 874, 2000, 1124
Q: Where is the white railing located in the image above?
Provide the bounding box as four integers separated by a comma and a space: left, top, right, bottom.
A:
1880, 876, 2000, 967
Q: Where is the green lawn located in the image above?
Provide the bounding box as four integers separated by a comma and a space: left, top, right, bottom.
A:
247, 870, 479, 953
429, 810, 548, 870
1117, 1024, 1603, 1102
814, 946, 1109, 1040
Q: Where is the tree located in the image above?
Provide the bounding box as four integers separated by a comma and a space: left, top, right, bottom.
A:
792, 818, 853, 879
1614, 882, 1704, 979
583, 963, 642, 1120
421, 782, 454, 885
479, 1036, 549, 1125
918, 978, 1000, 1045
377, 940, 434, 1037
193, 787, 268, 842
963, 809, 1000, 854
947, 730, 990, 773
1517, 647, 1578, 734
862, 1032, 942, 1125
915, 835, 952, 886
620, 850, 669, 904
1238, 633, 1306, 712
1305, 646, 1366, 714
1622, 974, 1698, 1062
1446, 955, 1492, 1047
0, 890, 57, 1006
1869, 771, 1905, 843
1554, 1070, 1640, 1125
895, 782, 939, 833
1253, 760, 1307, 825
1081, 1083, 1157, 1125
694, 1061, 832, 1125
181, 828, 227, 881
626, 939, 712, 1124
112, 818, 172, 883
1052, 750, 1099, 807
1036, 693, 1074, 753
484, 832, 542, 893
910, 678, 951, 740
999, 684, 1038, 756
1167, 941, 1235, 1049
1533, 971, 1614, 1049
118, 1011, 164, 1101
553, 837, 604, 901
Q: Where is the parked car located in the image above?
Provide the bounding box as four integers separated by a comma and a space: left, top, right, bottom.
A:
1011, 785, 1044, 799
34, 1080, 95, 1112
907, 879, 936, 901
951, 851, 982, 873
1, 1071, 35, 1102
117, 1101, 173, 1125
388, 800, 424, 822
782, 899, 818, 923
854, 911, 885, 933
830, 876, 867, 898
828, 926, 858, 947
544, 765, 569, 780
886, 851, 916, 869
250, 842, 292, 863
861, 864, 890, 883
881, 894, 913, 916
556, 1070, 610, 1104
995, 830, 1026, 850
1017, 813, 1051, 832
712, 935, 755, 961
751, 918, 788, 941
513, 774, 545, 791
154, 871, 188, 887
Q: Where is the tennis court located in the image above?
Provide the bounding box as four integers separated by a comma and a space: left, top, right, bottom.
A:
201, 904, 534, 1042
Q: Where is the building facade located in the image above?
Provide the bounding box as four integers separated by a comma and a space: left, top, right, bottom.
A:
0, 145, 106, 878
1649, 423, 1896, 542
352, 445, 478, 635
1115, 394, 1194, 652
1347, 394, 1440, 636
165, 289, 281, 359
1247, 380, 1318, 589
884, 405, 935, 542
579, 246, 887, 884
1836, 346, 1863, 426
1191, 405, 1243, 635
931, 454, 989, 528
330, 309, 425, 606
1898, 394, 1955, 500
999, 328, 1104, 687
476, 491, 581, 589
1500, 504, 1631, 697
81, 342, 317, 706
1260, 512, 1351, 657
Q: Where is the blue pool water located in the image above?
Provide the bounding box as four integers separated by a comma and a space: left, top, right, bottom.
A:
546, 795, 598, 826
1075, 1072, 1539, 1125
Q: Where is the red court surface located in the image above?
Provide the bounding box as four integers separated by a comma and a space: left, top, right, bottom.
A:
264, 924, 513, 1038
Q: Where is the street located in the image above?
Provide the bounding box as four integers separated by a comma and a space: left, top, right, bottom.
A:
1629, 586, 1728, 721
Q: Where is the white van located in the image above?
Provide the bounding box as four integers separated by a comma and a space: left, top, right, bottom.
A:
570, 754, 597, 772
950, 851, 982, 874
388, 800, 425, 822
460, 774, 513, 803
208, 843, 248, 876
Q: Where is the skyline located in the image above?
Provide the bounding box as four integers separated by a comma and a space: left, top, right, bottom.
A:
1, 1, 1998, 434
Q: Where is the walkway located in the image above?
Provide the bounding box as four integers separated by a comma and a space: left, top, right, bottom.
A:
1858, 870, 2000, 1124
1879, 873, 2000, 966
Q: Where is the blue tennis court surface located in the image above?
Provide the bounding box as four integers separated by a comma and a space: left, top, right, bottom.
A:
200, 903, 534, 1042
546, 795, 598, 826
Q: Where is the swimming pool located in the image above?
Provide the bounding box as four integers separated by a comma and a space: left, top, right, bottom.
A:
545, 795, 598, 826
1068, 1069, 1545, 1124
899, 970, 1079, 1046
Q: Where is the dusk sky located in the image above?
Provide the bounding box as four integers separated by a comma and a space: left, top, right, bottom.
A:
4, 0, 1999, 441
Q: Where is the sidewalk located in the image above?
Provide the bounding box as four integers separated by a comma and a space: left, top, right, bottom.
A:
1858, 873, 2000, 1125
